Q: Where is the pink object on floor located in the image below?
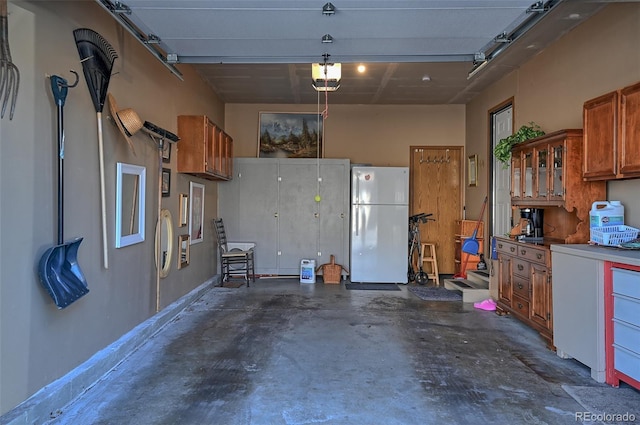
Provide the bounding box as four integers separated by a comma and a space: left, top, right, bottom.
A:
473, 298, 497, 311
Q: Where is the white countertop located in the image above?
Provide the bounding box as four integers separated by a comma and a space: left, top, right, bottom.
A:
550, 244, 640, 267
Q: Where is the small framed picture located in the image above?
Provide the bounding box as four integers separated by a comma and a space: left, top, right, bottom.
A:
178, 193, 188, 227
468, 155, 478, 187
162, 168, 171, 197
178, 234, 190, 269
189, 181, 205, 244
162, 142, 171, 163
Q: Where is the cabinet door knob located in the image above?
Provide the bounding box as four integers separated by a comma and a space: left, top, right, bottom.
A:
517, 283, 523, 289
536, 253, 543, 259
518, 303, 523, 309
510, 247, 516, 253
520, 249, 526, 255
517, 264, 524, 271
498, 243, 503, 249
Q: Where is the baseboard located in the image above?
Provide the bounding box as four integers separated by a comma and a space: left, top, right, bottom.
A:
0, 278, 216, 425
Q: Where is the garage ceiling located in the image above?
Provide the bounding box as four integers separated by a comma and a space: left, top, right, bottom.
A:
95, 0, 615, 104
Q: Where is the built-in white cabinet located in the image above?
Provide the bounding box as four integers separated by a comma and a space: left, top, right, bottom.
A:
550, 244, 640, 388
218, 158, 350, 276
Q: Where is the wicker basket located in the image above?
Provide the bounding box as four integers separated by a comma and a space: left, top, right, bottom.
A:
316, 255, 346, 284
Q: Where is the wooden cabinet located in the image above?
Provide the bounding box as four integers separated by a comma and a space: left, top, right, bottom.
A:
584, 81, 640, 180
510, 129, 606, 244
454, 219, 483, 275
177, 115, 234, 181
496, 237, 553, 346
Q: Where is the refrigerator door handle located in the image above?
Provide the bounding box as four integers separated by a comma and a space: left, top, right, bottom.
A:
355, 205, 360, 236
354, 172, 360, 204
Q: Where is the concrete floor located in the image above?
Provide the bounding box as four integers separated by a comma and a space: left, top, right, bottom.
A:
41, 279, 640, 424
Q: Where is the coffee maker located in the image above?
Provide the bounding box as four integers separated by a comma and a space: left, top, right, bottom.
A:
520, 208, 544, 240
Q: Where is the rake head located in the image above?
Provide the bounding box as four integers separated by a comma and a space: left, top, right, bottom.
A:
73, 28, 118, 113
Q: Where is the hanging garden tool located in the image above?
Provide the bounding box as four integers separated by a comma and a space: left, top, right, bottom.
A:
73, 28, 118, 269
38, 71, 89, 309
0, 0, 20, 120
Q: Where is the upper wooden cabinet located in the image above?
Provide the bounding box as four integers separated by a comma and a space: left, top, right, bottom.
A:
510, 129, 606, 243
177, 115, 234, 181
583, 81, 640, 180
511, 130, 604, 208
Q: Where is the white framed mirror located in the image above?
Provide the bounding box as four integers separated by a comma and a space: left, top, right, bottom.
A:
115, 162, 146, 248
155, 209, 174, 278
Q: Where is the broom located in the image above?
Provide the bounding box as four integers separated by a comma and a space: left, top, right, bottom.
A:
73, 28, 118, 269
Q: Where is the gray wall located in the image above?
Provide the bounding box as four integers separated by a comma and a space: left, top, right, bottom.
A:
0, 1, 224, 414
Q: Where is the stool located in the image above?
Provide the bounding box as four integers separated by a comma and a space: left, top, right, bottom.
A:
421, 243, 440, 286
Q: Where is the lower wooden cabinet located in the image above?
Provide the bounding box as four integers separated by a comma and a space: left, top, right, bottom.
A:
495, 237, 553, 346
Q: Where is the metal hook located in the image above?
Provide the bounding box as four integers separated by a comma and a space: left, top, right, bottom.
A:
65, 70, 80, 88
47, 70, 79, 88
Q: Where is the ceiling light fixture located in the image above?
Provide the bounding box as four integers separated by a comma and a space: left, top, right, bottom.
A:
312, 53, 341, 92
321, 34, 334, 44
322, 2, 336, 15
357, 64, 366, 73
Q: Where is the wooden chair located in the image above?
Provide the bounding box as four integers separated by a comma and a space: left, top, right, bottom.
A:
213, 218, 255, 286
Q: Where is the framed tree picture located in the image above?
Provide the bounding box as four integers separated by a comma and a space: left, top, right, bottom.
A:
258, 112, 323, 158
189, 181, 205, 244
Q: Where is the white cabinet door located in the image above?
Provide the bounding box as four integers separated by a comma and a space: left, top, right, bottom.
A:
219, 158, 279, 274
318, 161, 349, 272
278, 161, 318, 274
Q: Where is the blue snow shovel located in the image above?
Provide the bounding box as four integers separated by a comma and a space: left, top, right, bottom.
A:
38, 72, 89, 309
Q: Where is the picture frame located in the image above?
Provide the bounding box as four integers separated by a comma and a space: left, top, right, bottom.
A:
162, 142, 171, 163
178, 234, 190, 269
189, 181, 205, 244
162, 168, 171, 197
258, 112, 323, 158
178, 193, 188, 227
468, 154, 478, 187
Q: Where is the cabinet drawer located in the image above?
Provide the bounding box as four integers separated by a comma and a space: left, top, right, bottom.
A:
614, 295, 640, 328
517, 245, 548, 265
614, 319, 640, 355
496, 239, 518, 256
512, 295, 530, 318
513, 275, 530, 299
614, 345, 640, 382
512, 257, 530, 278
613, 268, 640, 299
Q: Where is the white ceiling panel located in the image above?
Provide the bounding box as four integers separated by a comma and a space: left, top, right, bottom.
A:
95, 0, 615, 104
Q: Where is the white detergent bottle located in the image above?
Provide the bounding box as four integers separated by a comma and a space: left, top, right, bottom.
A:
590, 201, 624, 228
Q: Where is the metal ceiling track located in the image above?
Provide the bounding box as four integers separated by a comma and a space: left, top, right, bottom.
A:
468, 0, 561, 79
94, 0, 184, 80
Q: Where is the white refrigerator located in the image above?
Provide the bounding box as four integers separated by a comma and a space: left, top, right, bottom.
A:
350, 166, 409, 283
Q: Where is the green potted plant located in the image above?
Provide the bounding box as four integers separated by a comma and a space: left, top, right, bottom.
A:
494, 122, 545, 166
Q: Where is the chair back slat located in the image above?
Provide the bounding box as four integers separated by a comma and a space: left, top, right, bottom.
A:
213, 218, 229, 253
